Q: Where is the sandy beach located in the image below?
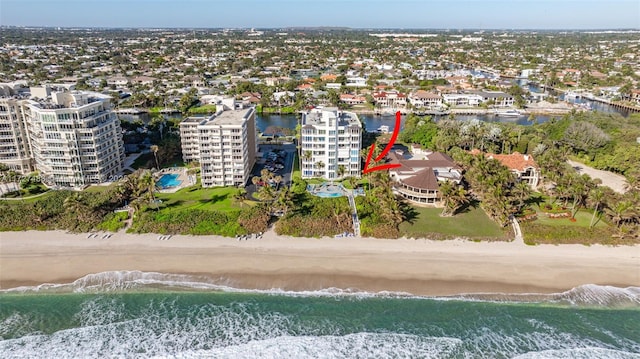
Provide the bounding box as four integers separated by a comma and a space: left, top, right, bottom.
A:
1, 230, 638, 295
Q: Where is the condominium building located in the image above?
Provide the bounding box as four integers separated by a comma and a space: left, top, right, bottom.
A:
300, 107, 362, 179
21, 87, 124, 188
179, 104, 257, 187
0, 85, 32, 173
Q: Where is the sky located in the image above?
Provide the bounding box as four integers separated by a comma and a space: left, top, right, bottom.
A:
1, 0, 639, 30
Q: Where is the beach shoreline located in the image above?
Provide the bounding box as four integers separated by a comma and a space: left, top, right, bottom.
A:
1, 230, 639, 296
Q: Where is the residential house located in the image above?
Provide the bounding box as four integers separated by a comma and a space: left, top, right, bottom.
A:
106, 76, 129, 87
466, 90, 515, 107
442, 93, 483, 107
340, 93, 366, 105
387, 150, 463, 205
345, 77, 367, 87
373, 91, 407, 109
471, 149, 541, 188
409, 90, 443, 109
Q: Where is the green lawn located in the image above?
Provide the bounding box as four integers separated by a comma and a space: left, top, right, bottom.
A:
84, 184, 115, 193
532, 208, 608, 228
399, 205, 506, 239
154, 186, 240, 212
187, 104, 218, 115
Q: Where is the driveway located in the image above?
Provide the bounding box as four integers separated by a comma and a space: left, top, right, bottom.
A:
567, 160, 628, 194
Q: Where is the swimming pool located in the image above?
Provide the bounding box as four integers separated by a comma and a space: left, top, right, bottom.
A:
314, 192, 343, 198
157, 174, 182, 188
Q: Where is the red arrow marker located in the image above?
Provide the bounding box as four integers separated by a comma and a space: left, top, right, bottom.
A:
362, 111, 402, 175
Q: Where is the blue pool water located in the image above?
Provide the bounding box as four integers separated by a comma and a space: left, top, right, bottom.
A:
157, 174, 181, 188
314, 192, 342, 198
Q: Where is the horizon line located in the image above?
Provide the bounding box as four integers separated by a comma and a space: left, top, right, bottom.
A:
2, 25, 640, 32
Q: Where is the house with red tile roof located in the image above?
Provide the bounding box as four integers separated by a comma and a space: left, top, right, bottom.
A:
470, 149, 540, 188
320, 74, 338, 82
373, 90, 407, 109
295, 83, 313, 92
387, 150, 463, 205
339, 93, 366, 105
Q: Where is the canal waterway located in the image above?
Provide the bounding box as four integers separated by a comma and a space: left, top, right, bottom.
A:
118, 93, 630, 134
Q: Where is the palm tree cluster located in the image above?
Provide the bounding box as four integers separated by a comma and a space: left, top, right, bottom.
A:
356, 166, 405, 237
117, 169, 158, 214
455, 152, 531, 227
538, 149, 640, 236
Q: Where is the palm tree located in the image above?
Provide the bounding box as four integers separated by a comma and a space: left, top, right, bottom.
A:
315, 161, 325, 177
439, 181, 468, 217
512, 181, 531, 213
606, 200, 633, 230
337, 165, 346, 180
139, 170, 158, 210
150, 145, 160, 169
588, 187, 605, 229
232, 188, 247, 208
260, 168, 273, 182
272, 175, 283, 191
252, 176, 261, 188
257, 184, 275, 203
64, 193, 89, 222
274, 187, 294, 215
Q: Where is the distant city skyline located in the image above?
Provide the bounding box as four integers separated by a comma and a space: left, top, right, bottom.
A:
1, 0, 639, 30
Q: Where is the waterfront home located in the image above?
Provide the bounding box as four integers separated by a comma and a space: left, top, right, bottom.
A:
470, 150, 540, 188
466, 90, 515, 107
373, 90, 407, 109
387, 150, 463, 205
409, 90, 442, 109
442, 93, 483, 107
340, 93, 366, 105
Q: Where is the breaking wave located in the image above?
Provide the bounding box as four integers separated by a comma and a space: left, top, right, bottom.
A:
3, 270, 639, 307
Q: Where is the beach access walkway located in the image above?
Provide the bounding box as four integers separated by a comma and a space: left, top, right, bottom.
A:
347, 191, 361, 236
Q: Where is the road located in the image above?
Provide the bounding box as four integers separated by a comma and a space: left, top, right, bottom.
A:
567, 160, 628, 194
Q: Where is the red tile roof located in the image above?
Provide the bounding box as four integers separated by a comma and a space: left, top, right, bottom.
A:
472, 150, 539, 171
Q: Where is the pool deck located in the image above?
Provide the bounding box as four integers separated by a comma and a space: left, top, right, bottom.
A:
156, 168, 194, 193
307, 183, 365, 198
307, 182, 363, 236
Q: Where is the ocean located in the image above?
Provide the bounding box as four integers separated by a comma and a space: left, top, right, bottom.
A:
1, 271, 639, 358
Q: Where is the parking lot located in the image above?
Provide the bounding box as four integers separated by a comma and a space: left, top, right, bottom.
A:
246, 143, 296, 196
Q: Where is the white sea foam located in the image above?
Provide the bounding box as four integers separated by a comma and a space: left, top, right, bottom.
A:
1, 291, 638, 359
172, 333, 464, 359
453, 284, 640, 307
513, 348, 640, 359
2, 270, 640, 307
0, 300, 296, 359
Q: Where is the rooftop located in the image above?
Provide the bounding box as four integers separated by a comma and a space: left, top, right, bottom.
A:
203, 107, 254, 127
303, 107, 361, 128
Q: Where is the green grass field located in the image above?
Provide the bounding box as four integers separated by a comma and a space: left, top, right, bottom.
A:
532, 208, 608, 228
154, 186, 240, 212
399, 205, 506, 239
187, 104, 218, 115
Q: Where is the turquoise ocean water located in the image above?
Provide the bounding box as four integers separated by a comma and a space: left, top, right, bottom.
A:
1, 271, 639, 358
